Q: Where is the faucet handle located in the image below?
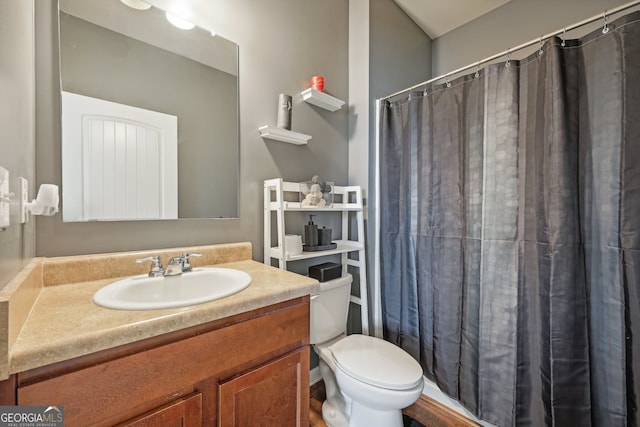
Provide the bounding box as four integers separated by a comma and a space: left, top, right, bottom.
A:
181, 252, 202, 272
136, 256, 164, 277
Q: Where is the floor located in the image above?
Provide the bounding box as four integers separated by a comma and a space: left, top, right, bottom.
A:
309, 381, 328, 427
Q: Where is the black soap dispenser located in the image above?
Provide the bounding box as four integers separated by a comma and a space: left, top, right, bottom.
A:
318, 226, 332, 246
304, 214, 318, 248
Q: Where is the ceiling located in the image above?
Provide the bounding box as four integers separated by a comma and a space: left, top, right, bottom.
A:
394, 0, 511, 39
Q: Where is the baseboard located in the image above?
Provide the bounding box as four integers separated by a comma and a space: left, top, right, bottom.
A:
309, 366, 322, 386
403, 394, 480, 427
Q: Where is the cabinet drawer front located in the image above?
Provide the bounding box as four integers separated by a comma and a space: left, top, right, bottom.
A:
117, 392, 202, 427
219, 348, 310, 427
18, 300, 309, 426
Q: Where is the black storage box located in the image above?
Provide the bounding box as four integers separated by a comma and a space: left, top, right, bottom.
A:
309, 262, 342, 282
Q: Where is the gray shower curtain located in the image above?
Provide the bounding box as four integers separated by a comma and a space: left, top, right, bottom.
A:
379, 12, 640, 427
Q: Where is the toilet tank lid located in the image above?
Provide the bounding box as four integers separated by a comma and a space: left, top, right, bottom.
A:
311, 273, 352, 294
329, 334, 424, 390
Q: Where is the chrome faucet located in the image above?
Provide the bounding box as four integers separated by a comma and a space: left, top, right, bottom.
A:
164, 252, 203, 276
136, 256, 164, 277
180, 252, 202, 272
135, 252, 203, 277
164, 256, 185, 276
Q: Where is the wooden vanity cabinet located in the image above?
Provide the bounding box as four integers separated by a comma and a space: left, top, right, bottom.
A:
117, 392, 203, 426
219, 350, 307, 427
3, 296, 310, 427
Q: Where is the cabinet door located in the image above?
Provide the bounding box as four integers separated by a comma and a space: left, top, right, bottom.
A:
219, 348, 309, 427
117, 393, 202, 427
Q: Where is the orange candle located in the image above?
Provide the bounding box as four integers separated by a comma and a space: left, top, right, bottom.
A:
311, 75, 325, 92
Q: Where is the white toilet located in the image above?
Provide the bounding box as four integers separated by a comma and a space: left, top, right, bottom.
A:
310, 274, 424, 427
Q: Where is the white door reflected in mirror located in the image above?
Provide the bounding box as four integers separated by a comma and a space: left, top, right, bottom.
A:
61, 91, 178, 222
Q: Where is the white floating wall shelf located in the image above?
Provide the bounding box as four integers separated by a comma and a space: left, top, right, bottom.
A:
300, 88, 345, 112
258, 125, 311, 145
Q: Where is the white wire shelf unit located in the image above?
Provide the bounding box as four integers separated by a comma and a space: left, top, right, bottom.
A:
263, 178, 369, 334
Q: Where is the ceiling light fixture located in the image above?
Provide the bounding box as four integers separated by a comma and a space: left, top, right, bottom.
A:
165, 12, 195, 30
120, 0, 151, 11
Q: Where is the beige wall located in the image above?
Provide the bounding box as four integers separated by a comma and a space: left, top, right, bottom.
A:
0, 0, 36, 289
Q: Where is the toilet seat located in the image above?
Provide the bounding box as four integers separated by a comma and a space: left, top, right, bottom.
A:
329, 334, 423, 390
313, 334, 346, 373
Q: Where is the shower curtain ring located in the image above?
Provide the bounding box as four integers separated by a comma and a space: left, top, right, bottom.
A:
561, 28, 566, 47
505, 51, 511, 68
474, 62, 480, 78
602, 10, 610, 34
538, 36, 544, 56
445, 75, 452, 88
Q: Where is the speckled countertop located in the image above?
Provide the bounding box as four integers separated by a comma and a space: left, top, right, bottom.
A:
2, 243, 318, 378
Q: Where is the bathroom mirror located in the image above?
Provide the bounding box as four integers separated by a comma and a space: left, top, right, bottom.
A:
58, 0, 239, 221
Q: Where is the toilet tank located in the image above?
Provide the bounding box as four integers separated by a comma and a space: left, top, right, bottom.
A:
310, 274, 352, 344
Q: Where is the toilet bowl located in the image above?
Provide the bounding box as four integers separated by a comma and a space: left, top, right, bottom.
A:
311, 275, 424, 427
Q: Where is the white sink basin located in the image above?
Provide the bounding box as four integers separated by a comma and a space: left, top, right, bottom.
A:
93, 268, 252, 310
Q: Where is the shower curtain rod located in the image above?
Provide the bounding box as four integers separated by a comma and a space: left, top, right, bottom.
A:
380, 0, 640, 100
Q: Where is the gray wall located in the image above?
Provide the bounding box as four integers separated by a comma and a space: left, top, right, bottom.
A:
365, 0, 432, 332
35, 0, 350, 259
432, 0, 634, 76
0, 0, 36, 289
370, 0, 432, 100
369, 0, 432, 196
